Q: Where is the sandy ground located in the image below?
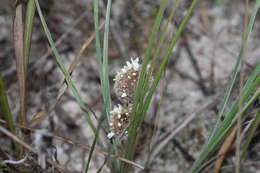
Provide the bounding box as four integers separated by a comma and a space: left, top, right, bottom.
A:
0, 0, 259, 172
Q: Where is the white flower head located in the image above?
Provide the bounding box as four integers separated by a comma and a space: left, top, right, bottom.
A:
120, 57, 140, 74
107, 104, 131, 139
114, 57, 140, 104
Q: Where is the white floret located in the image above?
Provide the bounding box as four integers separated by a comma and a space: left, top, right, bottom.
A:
131, 57, 140, 70
107, 132, 115, 139
126, 61, 132, 67
114, 57, 140, 82
110, 104, 123, 115
121, 57, 140, 73
121, 93, 127, 97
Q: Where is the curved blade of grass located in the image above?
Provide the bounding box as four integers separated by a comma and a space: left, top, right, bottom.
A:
93, 0, 112, 121
93, 0, 102, 67
34, 0, 96, 133
140, 0, 181, 105
209, 0, 260, 141
0, 73, 18, 152
193, 64, 260, 153
132, 0, 168, 112
140, 0, 197, 125
190, 0, 260, 170
135, 0, 182, 127
92, 1, 121, 172
101, 0, 112, 117
24, 0, 36, 72
121, 1, 169, 171
150, 0, 180, 68
195, 81, 260, 173
190, 64, 260, 172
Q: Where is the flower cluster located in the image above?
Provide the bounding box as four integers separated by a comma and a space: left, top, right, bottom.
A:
107, 105, 131, 139
114, 58, 140, 104
108, 58, 140, 139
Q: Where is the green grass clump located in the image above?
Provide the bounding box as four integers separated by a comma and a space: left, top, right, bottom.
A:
190, 0, 260, 172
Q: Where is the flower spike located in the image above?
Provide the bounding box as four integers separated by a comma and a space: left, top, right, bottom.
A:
107, 104, 131, 139
114, 57, 140, 104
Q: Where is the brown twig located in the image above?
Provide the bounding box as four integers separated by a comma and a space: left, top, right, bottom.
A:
182, 36, 209, 96
213, 126, 237, 173
171, 138, 195, 162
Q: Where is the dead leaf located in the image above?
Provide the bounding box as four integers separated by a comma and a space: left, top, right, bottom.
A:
213, 127, 237, 173
13, 1, 26, 125
29, 111, 48, 128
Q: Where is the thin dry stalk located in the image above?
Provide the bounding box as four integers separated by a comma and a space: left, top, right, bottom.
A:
213, 126, 237, 173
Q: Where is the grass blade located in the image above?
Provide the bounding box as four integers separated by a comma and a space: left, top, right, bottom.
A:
101, 0, 112, 118
93, 0, 102, 67
24, 0, 36, 72
0, 73, 18, 152
141, 0, 197, 124
121, 1, 169, 171
93, 0, 112, 121
141, 0, 181, 107
210, 0, 260, 140
34, 0, 96, 134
